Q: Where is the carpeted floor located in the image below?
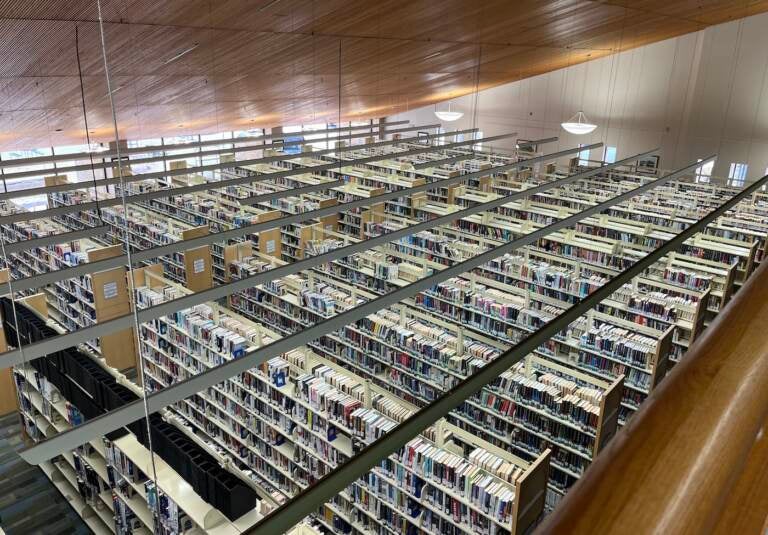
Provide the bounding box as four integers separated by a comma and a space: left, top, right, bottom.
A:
0, 412, 91, 535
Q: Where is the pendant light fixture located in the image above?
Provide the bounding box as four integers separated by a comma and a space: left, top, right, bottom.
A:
561, 111, 597, 135
435, 101, 464, 122
559, 46, 598, 136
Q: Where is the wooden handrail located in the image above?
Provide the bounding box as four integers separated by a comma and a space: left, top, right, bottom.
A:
537, 259, 768, 534
712, 423, 768, 534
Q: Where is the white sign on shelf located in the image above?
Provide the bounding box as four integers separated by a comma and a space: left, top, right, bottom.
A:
266, 240, 276, 254
193, 258, 205, 274
103, 281, 118, 300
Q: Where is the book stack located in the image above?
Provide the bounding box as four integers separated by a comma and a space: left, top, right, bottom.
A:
113, 494, 144, 534
536, 239, 634, 270
579, 324, 658, 369
372, 394, 414, 423
398, 438, 518, 526
491, 369, 601, 433
265, 357, 289, 387
105, 440, 146, 484
468, 448, 524, 484
145, 480, 195, 535
72, 448, 109, 506
300, 287, 337, 317
305, 239, 345, 257
296, 373, 362, 428
230, 256, 272, 278
662, 267, 713, 290
349, 407, 397, 441
270, 196, 321, 214
310, 365, 365, 399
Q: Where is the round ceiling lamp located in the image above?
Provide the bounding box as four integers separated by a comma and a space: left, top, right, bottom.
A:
434, 101, 463, 122
561, 111, 597, 135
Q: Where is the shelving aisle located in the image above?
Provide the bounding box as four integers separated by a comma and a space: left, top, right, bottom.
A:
5, 293, 265, 535
3, 137, 768, 535
131, 267, 550, 535
0, 413, 90, 535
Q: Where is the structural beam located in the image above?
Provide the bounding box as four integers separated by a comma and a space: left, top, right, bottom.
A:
413, 153, 482, 169
517, 136, 559, 149
0, 123, 437, 182
245, 155, 750, 535
0, 130, 516, 225
2, 142, 601, 294
0, 120, 411, 169
0, 127, 477, 201
9, 150, 669, 465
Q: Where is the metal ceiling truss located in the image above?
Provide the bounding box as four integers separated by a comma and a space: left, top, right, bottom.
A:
1, 142, 601, 294
15, 153, 709, 468
0, 123, 439, 182
0, 120, 412, 169
0, 126, 481, 202
0, 130, 520, 226
412, 137, 558, 170
251, 158, 768, 535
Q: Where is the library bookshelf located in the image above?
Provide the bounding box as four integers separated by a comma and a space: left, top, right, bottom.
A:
3, 136, 768, 534
4, 288, 266, 534
132, 268, 551, 535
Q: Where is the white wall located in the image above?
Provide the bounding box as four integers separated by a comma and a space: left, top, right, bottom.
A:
390, 12, 768, 183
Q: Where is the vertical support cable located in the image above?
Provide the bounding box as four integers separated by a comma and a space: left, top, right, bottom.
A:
94, 0, 161, 505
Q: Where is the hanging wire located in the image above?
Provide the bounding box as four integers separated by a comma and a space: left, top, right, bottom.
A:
602, 6, 628, 164
746, 27, 768, 187
541, 68, 551, 152
671, 29, 702, 172
660, 34, 681, 172
75, 24, 104, 222
337, 39, 343, 146
94, 0, 161, 510
312, 0, 317, 125
716, 17, 745, 187
469, 43, 482, 152
618, 23, 638, 168
559, 44, 573, 132
207, 0, 225, 174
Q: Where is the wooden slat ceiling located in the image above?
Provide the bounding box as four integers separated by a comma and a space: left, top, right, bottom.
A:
0, 0, 765, 151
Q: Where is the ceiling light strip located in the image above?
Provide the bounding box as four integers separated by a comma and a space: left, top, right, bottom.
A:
2, 142, 599, 295
0, 123, 439, 183
0, 121, 412, 169
0, 126, 474, 202
17, 149, 692, 466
